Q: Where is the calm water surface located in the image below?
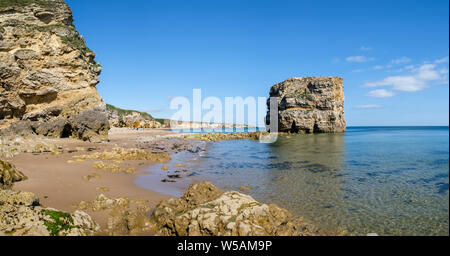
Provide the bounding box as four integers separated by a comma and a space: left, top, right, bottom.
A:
183, 127, 449, 236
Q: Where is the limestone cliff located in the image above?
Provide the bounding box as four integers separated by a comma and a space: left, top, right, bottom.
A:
0, 0, 108, 142
106, 104, 162, 129
266, 77, 345, 133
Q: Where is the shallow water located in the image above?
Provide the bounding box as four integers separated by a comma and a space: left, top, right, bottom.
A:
182, 127, 449, 236
169, 128, 263, 133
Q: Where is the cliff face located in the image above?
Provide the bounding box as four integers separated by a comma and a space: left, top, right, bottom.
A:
106, 104, 162, 129
266, 77, 345, 133
0, 0, 108, 142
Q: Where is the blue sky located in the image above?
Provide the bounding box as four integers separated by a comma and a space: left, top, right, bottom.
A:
66, 0, 449, 126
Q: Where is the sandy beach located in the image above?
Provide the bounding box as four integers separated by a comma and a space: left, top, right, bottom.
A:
9, 128, 192, 229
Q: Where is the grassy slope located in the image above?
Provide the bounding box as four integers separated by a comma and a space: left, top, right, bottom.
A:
106, 104, 154, 120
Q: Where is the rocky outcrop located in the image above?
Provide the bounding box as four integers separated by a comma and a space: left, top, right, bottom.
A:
72, 147, 172, 162
266, 77, 345, 133
150, 182, 317, 236
0, 159, 27, 189
0, 189, 99, 236
0, 0, 109, 142
75, 194, 154, 236
0, 159, 99, 236
182, 131, 269, 142
106, 104, 162, 129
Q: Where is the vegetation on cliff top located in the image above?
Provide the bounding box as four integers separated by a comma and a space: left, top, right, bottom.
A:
0, 0, 54, 8
106, 104, 154, 120
154, 118, 166, 125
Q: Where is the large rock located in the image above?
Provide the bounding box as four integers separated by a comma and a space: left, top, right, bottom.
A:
0, 0, 109, 141
150, 182, 317, 236
0, 189, 99, 236
266, 77, 345, 133
0, 159, 99, 236
0, 159, 27, 189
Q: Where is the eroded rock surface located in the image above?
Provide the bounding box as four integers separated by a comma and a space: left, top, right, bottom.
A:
150, 182, 317, 236
72, 147, 172, 162
0, 159, 27, 189
266, 77, 345, 133
75, 194, 154, 236
0, 158, 99, 236
183, 131, 269, 142
0, 189, 99, 236
0, 0, 109, 142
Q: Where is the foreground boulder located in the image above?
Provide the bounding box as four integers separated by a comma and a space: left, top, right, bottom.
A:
0, 159, 27, 189
0, 0, 109, 141
150, 182, 317, 236
0, 190, 99, 236
266, 77, 345, 133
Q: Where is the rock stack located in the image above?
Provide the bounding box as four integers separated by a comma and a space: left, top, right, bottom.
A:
266, 77, 345, 133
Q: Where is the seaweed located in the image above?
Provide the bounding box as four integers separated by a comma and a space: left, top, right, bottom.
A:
41, 209, 78, 236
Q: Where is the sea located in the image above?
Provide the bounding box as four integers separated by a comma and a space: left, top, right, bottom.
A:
137, 126, 449, 236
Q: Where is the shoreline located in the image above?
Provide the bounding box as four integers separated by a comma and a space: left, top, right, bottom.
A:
4, 128, 346, 235
8, 128, 194, 230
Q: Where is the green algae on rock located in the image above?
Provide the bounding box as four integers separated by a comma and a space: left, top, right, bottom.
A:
0, 190, 99, 236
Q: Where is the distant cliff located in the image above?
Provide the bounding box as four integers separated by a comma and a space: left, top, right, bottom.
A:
106, 104, 162, 129
266, 77, 345, 133
0, 0, 108, 142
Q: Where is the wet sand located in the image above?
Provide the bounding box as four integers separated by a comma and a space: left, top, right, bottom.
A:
10, 128, 190, 229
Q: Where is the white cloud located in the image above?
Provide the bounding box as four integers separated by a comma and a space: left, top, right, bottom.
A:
415, 64, 440, 80
354, 104, 383, 109
364, 63, 448, 92
434, 56, 449, 64
360, 46, 373, 51
366, 89, 396, 98
390, 57, 411, 65
346, 56, 375, 63
373, 65, 384, 70
367, 76, 426, 92
386, 64, 416, 73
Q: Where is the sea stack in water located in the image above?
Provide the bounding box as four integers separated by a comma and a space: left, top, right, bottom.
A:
266, 77, 345, 133
0, 0, 109, 142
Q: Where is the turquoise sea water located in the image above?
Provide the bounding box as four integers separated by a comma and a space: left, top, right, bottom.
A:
183, 126, 449, 236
